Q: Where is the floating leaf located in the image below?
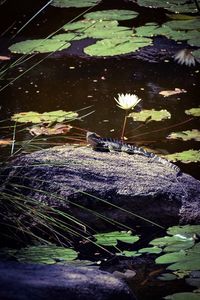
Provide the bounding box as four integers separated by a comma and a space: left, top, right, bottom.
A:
138, 246, 162, 254
165, 19, 200, 31
185, 108, 200, 117
51, 32, 85, 41
0, 55, 10, 61
137, 0, 198, 13
11, 110, 78, 124
192, 49, 200, 60
134, 23, 159, 37
63, 19, 119, 31
84, 37, 152, 56
165, 150, 200, 163
167, 130, 200, 142
29, 124, 72, 136
93, 231, 139, 247
0, 139, 12, 146
129, 109, 171, 122
9, 39, 70, 54
51, 0, 100, 8
116, 250, 141, 257
159, 88, 187, 97
164, 292, 200, 300
158, 273, 177, 281
7, 245, 78, 264
167, 225, 200, 238
150, 235, 194, 252
84, 10, 139, 21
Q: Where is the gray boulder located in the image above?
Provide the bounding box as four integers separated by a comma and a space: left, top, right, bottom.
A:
0, 261, 136, 300
0, 145, 200, 231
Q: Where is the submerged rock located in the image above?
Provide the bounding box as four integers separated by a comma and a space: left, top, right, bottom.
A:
0, 261, 136, 300
0, 145, 199, 232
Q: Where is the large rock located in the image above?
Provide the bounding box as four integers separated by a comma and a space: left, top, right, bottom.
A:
0, 261, 136, 300
0, 145, 200, 231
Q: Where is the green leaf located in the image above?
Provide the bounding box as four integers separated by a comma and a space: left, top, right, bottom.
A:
129, 109, 171, 122
11, 110, 78, 124
93, 231, 139, 246
165, 19, 200, 31
51, 0, 100, 8
138, 246, 162, 254
134, 23, 160, 37
192, 50, 200, 60
8, 245, 78, 264
9, 39, 70, 54
137, 0, 198, 14
167, 225, 200, 237
158, 273, 177, 281
150, 235, 194, 252
167, 130, 200, 142
84, 37, 152, 56
164, 292, 200, 300
116, 250, 141, 257
185, 108, 200, 117
84, 10, 139, 21
52, 32, 86, 41
165, 150, 200, 163
63, 20, 119, 31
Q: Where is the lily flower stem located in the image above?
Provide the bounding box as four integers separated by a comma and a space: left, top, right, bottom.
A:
121, 110, 129, 141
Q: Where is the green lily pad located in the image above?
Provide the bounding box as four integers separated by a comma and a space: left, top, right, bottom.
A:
167, 225, 200, 237
9, 39, 70, 54
158, 273, 177, 281
11, 110, 78, 124
52, 32, 86, 41
116, 250, 141, 257
167, 130, 200, 142
138, 246, 162, 254
137, 0, 198, 14
93, 231, 139, 247
165, 19, 200, 31
165, 150, 200, 163
84, 10, 139, 21
51, 0, 100, 8
7, 245, 78, 264
164, 292, 200, 300
185, 108, 200, 117
63, 19, 119, 31
150, 235, 194, 252
134, 23, 159, 37
192, 49, 200, 60
84, 37, 152, 56
129, 109, 171, 122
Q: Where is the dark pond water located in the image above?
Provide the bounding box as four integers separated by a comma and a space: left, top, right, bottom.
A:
0, 1, 199, 300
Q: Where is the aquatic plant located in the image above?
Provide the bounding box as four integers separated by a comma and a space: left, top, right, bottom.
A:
114, 93, 141, 140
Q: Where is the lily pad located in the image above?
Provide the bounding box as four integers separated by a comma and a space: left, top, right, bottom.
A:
84, 10, 139, 21
167, 130, 200, 142
192, 49, 200, 60
165, 150, 200, 163
9, 39, 70, 54
84, 37, 152, 56
137, 0, 198, 14
52, 32, 86, 41
185, 108, 200, 117
158, 273, 177, 281
138, 246, 162, 254
164, 292, 200, 300
63, 19, 119, 31
129, 109, 171, 122
167, 225, 200, 238
150, 235, 194, 252
93, 231, 139, 247
116, 250, 141, 257
6, 245, 78, 264
165, 19, 200, 31
51, 0, 100, 8
11, 110, 78, 124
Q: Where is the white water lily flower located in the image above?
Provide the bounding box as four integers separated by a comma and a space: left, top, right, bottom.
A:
174, 49, 196, 67
115, 93, 141, 110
